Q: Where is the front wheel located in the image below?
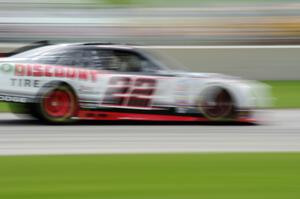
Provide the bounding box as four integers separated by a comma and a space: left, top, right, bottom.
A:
197, 87, 236, 121
34, 83, 78, 124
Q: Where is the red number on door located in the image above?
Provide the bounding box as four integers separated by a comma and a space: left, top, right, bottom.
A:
102, 76, 131, 106
127, 78, 156, 107
102, 76, 156, 107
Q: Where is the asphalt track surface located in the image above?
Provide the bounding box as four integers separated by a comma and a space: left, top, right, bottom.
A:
0, 110, 299, 155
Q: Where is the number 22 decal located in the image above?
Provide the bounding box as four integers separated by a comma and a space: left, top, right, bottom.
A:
102, 76, 157, 108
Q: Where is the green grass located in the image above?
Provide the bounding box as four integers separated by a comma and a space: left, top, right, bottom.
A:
0, 81, 299, 112
0, 102, 25, 113
0, 102, 10, 112
264, 81, 300, 108
100, 0, 298, 6
0, 153, 300, 199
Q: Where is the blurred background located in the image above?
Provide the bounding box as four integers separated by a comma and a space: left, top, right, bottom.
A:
0, 0, 300, 81
0, 0, 300, 45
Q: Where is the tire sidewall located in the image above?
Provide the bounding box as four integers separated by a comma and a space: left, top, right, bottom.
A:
197, 86, 236, 121
36, 83, 78, 124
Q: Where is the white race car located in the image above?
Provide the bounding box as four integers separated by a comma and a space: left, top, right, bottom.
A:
0, 42, 270, 123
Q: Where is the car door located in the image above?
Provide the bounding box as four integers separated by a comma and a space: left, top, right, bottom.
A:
93, 49, 176, 111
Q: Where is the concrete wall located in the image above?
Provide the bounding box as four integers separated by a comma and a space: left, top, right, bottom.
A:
153, 47, 300, 80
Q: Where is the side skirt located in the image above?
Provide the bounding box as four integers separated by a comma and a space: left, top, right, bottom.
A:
76, 109, 256, 123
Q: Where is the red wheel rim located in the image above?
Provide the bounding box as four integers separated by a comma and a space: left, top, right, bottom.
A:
43, 90, 73, 118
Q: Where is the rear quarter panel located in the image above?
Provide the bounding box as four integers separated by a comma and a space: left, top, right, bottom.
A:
0, 62, 99, 104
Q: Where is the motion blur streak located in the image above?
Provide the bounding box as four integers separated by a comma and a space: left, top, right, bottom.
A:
0, 0, 300, 45
0, 110, 299, 155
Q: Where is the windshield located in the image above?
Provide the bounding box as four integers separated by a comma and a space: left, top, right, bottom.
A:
137, 48, 188, 72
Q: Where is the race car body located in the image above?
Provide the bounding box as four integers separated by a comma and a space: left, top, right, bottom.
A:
0, 43, 270, 123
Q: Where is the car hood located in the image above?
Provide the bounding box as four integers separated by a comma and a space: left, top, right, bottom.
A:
164, 70, 241, 80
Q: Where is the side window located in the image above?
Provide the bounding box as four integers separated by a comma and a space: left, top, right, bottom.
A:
112, 50, 160, 73
82, 49, 146, 72
34, 48, 160, 72
35, 50, 85, 67
83, 49, 114, 70
38, 48, 120, 70
56, 51, 83, 66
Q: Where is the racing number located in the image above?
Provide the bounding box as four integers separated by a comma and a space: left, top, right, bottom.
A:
102, 76, 131, 106
127, 78, 156, 107
102, 76, 156, 107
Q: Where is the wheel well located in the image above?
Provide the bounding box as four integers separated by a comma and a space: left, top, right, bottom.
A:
197, 85, 238, 120
198, 85, 237, 107
32, 81, 78, 123
36, 81, 78, 100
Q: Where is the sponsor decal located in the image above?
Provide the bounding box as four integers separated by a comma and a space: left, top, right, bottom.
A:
10, 78, 41, 88
175, 78, 190, 113
0, 63, 98, 82
0, 95, 27, 103
0, 63, 14, 73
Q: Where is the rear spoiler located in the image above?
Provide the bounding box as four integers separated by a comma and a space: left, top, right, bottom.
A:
0, 40, 51, 57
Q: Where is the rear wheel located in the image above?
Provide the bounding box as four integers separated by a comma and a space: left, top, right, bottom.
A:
198, 87, 236, 121
35, 84, 78, 124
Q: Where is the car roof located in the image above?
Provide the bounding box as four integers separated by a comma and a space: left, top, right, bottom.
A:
58, 42, 138, 50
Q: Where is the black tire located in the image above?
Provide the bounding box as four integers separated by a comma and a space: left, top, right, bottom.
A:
33, 83, 78, 124
197, 87, 236, 121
